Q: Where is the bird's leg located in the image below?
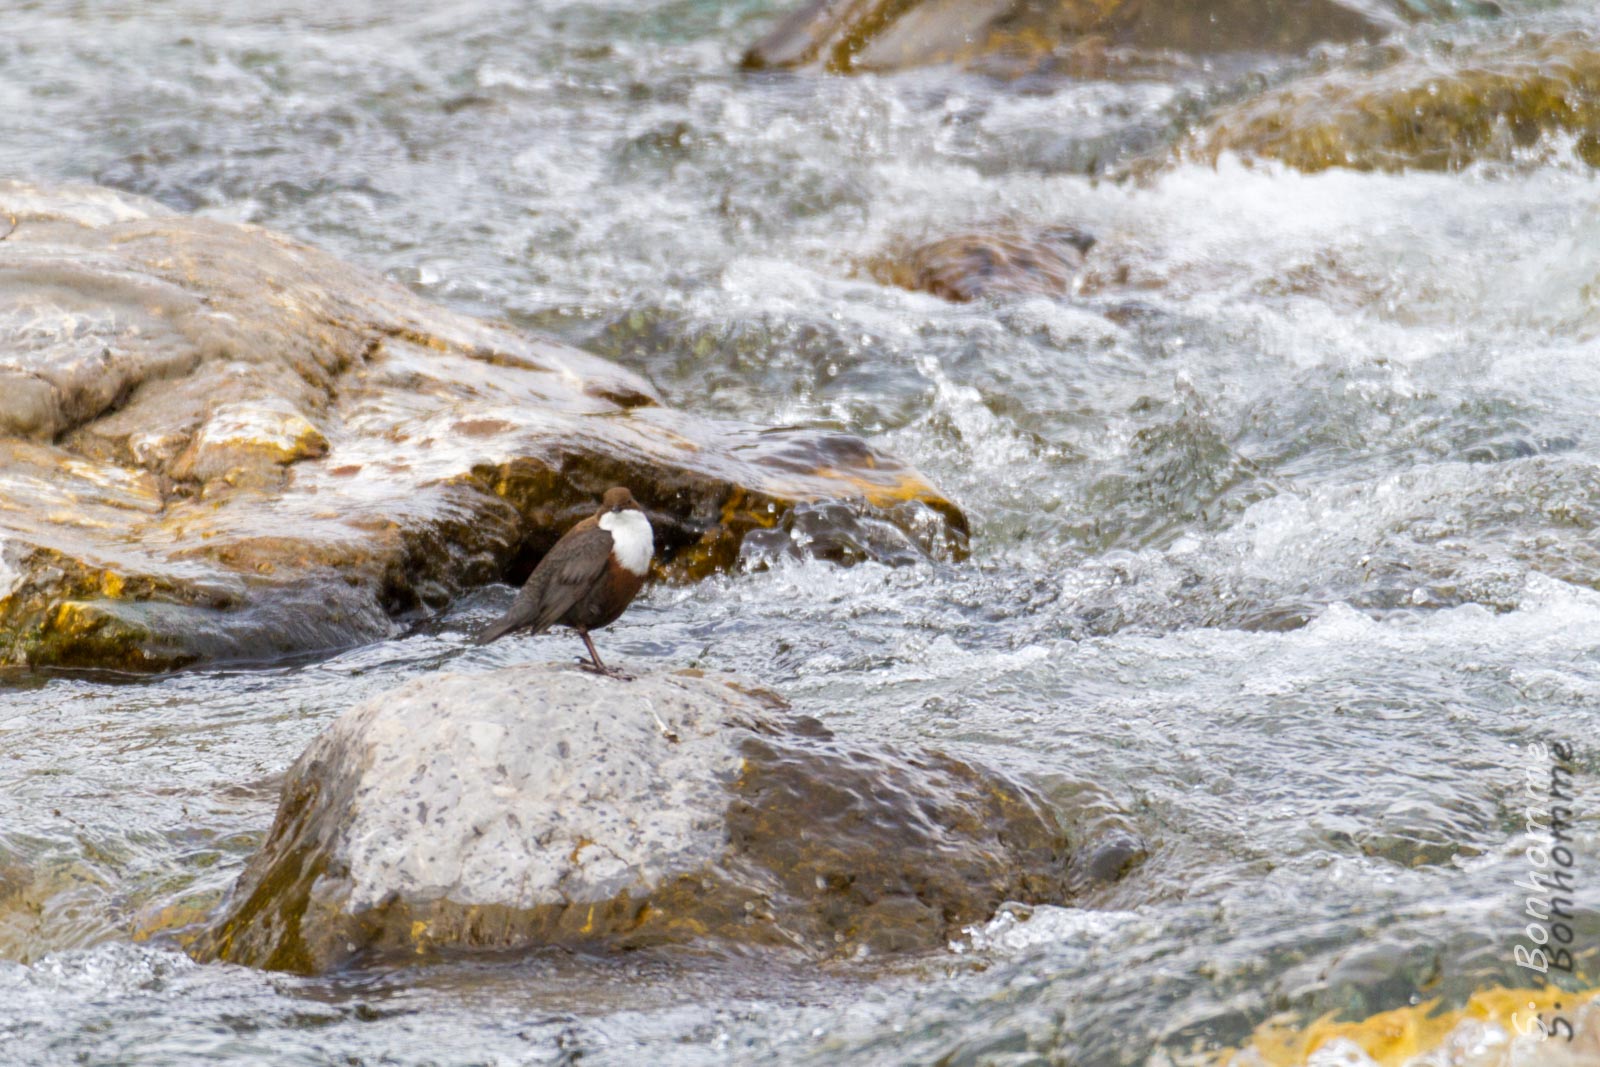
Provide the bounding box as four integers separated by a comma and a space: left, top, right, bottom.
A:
577, 628, 631, 680
576, 628, 605, 671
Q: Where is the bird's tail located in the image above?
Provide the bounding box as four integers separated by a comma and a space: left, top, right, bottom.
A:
475, 606, 550, 646
475, 613, 525, 645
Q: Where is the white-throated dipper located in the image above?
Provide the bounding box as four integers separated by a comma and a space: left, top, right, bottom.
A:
475, 486, 653, 677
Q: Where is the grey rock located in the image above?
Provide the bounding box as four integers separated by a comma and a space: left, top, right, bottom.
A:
192, 665, 1072, 973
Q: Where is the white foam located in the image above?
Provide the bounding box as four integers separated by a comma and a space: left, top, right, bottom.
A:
0, 541, 19, 602
951, 904, 1142, 956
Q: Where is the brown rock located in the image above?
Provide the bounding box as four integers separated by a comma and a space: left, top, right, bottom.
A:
744, 0, 1412, 77
1187, 31, 1600, 173
869, 226, 1095, 303
0, 182, 968, 671
189, 666, 1072, 973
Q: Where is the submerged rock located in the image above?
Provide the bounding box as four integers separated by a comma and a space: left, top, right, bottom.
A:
743, 0, 1432, 78
190, 666, 1071, 973
867, 227, 1095, 304
0, 181, 967, 671
1220, 985, 1600, 1066
1189, 31, 1600, 172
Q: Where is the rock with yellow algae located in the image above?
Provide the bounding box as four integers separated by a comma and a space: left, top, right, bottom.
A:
1216, 984, 1600, 1066
190, 665, 1071, 973
169, 399, 329, 488
1187, 31, 1600, 173
0, 181, 967, 671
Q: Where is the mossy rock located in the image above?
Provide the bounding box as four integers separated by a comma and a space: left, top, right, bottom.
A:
1188, 31, 1600, 172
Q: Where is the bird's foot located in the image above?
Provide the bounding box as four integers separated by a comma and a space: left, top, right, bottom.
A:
578, 659, 633, 681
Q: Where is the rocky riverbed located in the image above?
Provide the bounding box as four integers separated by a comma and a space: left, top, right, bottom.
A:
4, 0, 1600, 1064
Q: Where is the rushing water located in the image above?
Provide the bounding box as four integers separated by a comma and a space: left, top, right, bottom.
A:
4, 1, 1600, 1063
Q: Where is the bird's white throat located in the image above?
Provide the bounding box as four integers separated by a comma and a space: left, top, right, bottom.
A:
598, 509, 653, 575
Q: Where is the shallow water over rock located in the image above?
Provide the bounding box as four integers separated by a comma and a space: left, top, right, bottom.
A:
0, 182, 963, 671
742, 0, 1426, 78
4, 0, 1600, 1064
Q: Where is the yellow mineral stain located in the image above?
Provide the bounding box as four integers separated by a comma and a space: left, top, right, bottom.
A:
718, 488, 750, 529
410, 920, 428, 952
52, 602, 90, 632
131, 901, 210, 943
580, 905, 596, 935
100, 570, 125, 597
1215, 985, 1600, 1066
855, 470, 950, 510
394, 327, 451, 353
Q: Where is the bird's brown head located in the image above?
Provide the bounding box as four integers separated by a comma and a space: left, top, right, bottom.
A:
599, 486, 640, 514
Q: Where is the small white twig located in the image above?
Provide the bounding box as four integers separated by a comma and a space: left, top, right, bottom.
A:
640, 695, 680, 744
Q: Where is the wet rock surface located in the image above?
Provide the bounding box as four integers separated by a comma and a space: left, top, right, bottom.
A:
1190, 31, 1600, 172
0, 182, 967, 671
743, 0, 1430, 77
190, 666, 1073, 973
867, 227, 1095, 304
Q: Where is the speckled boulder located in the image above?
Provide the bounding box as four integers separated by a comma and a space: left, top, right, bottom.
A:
190, 666, 1072, 973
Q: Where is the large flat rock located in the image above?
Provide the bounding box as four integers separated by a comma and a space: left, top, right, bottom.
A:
190, 666, 1073, 973
0, 181, 967, 671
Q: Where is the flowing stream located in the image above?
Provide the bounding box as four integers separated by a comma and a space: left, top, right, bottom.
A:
3, 1, 1600, 1063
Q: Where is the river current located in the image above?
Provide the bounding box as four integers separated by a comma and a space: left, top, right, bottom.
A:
3, 1, 1599, 1064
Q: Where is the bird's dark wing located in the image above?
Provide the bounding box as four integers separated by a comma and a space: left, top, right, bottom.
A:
475, 524, 614, 645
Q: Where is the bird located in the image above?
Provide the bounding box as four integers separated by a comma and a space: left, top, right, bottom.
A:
475, 486, 653, 677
